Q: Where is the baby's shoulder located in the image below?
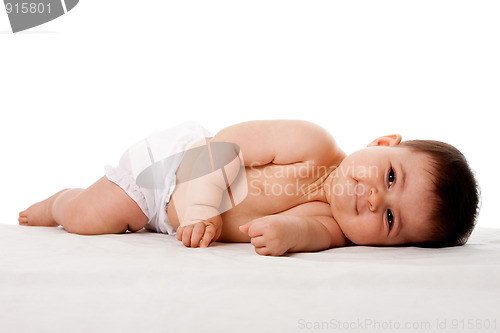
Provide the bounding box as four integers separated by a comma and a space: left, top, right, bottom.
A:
281, 120, 344, 165
215, 120, 344, 166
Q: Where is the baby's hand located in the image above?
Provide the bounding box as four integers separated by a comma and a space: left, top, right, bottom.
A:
176, 216, 222, 248
239, 215, 300, 256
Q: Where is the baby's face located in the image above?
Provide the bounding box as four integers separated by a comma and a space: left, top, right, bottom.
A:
328, 145, 435, 246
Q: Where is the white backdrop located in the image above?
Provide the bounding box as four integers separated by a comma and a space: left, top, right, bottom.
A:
1, 0, 498, 229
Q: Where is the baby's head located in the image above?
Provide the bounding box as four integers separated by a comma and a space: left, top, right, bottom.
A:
329, 135, 480, 248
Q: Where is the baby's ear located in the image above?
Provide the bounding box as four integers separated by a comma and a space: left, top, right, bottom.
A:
367, 134, 402, 147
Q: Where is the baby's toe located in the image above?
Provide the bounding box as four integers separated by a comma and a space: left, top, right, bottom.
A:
18, 215, 28, 225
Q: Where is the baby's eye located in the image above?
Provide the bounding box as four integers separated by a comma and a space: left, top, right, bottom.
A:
387, 209, 394, 229
388, 168, 395, 186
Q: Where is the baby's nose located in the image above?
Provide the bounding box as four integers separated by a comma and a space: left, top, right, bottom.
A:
367, 187, 382, 212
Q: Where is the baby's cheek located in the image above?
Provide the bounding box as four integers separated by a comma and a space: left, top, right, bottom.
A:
345, 231, 371, 245
344, 219, 378, 245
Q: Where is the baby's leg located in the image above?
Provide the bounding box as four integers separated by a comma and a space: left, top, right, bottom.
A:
18, 176, 148, 235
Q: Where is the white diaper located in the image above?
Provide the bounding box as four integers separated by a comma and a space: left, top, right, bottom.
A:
104, 121, 212, 235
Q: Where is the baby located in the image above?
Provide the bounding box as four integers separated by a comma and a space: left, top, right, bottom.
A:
18, 120, 480, 256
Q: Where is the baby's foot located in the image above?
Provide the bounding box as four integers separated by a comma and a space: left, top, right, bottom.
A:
18, 189, 67, 227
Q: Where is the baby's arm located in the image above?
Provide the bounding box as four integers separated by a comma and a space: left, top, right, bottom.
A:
211, 120, 343, 167
174, 140, 242, 247
240, 214, 349, 256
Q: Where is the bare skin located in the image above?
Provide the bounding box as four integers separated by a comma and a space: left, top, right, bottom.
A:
18, 189, 68, 228
19, 177, 148, 235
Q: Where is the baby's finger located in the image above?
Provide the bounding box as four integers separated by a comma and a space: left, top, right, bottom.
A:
176, 226, 184, 241
200, 224, 217, 248
181, 225, 194, 247
247, 220, 266, 238
254, 246, 270, 256
239, 219, 258, 234
190, 222, 205, 248
250, 235, 266, 248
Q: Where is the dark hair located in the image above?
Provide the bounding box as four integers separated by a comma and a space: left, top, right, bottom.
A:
398, 140, 480, 247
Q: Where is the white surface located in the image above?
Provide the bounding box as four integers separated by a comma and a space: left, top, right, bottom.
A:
0, 1, 499, 231
1, 224, 499, 333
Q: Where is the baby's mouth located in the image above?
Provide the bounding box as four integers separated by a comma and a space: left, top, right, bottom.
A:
353, 180, 368, 214
353, 179, 359, 214
355, 192, 359, 214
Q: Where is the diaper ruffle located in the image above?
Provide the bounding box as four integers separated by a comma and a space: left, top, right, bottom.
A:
104, 165, 151, 219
